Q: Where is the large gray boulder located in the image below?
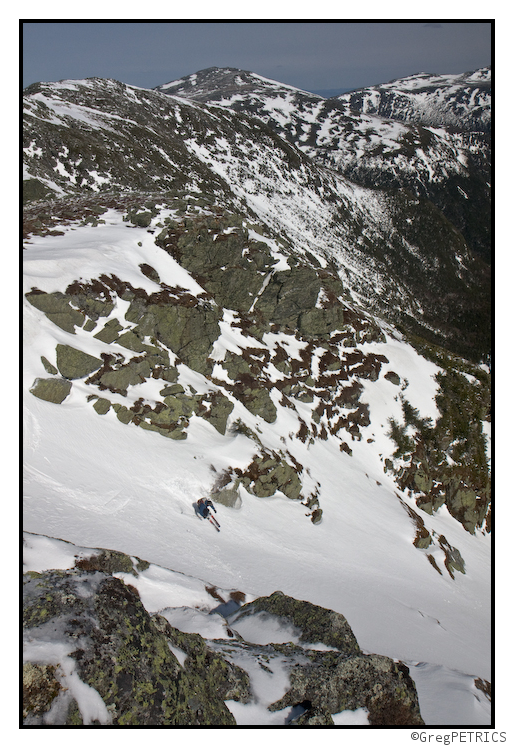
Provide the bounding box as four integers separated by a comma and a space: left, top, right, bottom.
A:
25, 291, 84, 333
56, 344, 103, 380
231, 591, 360, 654
30, 377, 72, 404
23, 568, 238, 725
270, 651, 424, 726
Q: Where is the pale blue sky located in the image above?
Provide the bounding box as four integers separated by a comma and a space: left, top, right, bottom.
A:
22, 21, 492, 93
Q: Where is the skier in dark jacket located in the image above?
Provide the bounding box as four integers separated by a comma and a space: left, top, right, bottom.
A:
197, 497, 216, 520
196, 497, 220, 530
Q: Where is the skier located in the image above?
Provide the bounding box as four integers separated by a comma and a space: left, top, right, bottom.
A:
197, 497, 220, 531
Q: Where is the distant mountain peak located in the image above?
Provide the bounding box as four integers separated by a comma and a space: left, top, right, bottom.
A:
155, 67, 321, 101
336, 67, 491, 131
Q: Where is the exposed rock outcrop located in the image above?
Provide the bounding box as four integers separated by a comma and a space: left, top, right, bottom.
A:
229, 592, 423, 726
23, 551, 425, 726
23, 567, 238, 725
30, 377, 72, 404
269, 651, 424, 726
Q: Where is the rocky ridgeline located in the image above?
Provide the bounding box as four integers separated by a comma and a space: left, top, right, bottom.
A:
156, 67, 491, 268
23, 541, 425, 726
26, 200, 393, 523
23, 76, 491, 361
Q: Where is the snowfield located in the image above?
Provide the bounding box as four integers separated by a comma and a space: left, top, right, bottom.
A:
22, 210, 491, 727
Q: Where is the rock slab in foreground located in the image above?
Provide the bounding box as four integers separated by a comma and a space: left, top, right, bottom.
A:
230, 592, 424, 726
23, 551, 424, 726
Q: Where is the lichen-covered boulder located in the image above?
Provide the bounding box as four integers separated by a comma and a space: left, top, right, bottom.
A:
151, 615, 252, 707
162, 394, 195, 421
164, 217, 274, 313
25, 290, 84, 333
210, 484, 242, 508
113, 404, 134, 425
241, 455, 302, 499
40, 356, 58, 375
270, 652, 424, 726
30, 377, 72, 404
98, 358, 151, 394
384, 370, 401, 386
67, 294, 114, 324
289, 706, 335, 725
93, 318, 123, 344
74, 549, 136, 574
138, 418, 188, 440
254, 265, 321, 329
116, 329, 152, 352
220, 353, 277, 422
231, 592, 361, 654
310, 507, 323, 525
130, 211, 152, 227
198, 392, 234, 434
298, 306, 347, 339
22, 569, 237, 725
221, 351, 252, 381
414, 468, 432, 494
239, 386, 277, 423
23, 663, 63, 719
92, 397, 111, 415
56, 344, 103, 380
143, 304, 221, 376
22, 541, 426, 727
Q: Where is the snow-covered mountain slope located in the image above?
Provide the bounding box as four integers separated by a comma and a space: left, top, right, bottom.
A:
155, 67, 491, 265
23, 201, 491, 715
157, 66, 491, 132
337, 68, 491, 132
22, 72, 491, 726
23, 76, 490, 360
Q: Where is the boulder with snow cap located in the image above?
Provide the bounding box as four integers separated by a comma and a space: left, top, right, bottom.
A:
230, 591, 361, 654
